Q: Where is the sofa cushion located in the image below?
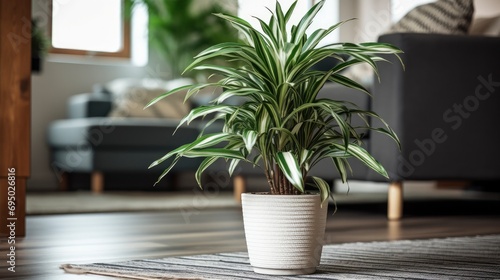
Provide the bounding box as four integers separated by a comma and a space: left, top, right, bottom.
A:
48, 117, 200, 149
48, 117, 205, 173
389, 0, 474, 34
67, 92, 112, 118
106, 78, 192, 119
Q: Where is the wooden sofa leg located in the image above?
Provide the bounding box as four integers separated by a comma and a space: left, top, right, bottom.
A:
59, 172, 69, 191
233, 175, 246, 203
388, 181, 403, 220
91, 171, 104, 193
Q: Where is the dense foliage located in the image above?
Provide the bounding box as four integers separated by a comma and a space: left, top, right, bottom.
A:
128, 0, 239, 80
147, 0, 402, 203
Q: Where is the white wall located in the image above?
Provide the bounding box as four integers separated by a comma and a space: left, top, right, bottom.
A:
29, 0, 500, 191
338, 0, 392, 43
29, 0, 160, 190
474, 0, 500, 18
30, 62, 151, 191
338, 0, 500, 43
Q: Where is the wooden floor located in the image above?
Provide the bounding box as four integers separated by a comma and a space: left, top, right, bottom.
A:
1, 202, 500, 280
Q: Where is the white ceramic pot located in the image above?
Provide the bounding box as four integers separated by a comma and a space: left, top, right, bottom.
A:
241, 192, 328, 275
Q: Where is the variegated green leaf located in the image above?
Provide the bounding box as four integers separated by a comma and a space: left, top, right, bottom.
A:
145, 85, 192, 109
276, 151, 304, 192
329, 74, 369, 95
299, 149, 312, 166
178, 105, 234, 127
149, 143, 190, 169
146, 0, 403, 194
283, 0, 298, 23
184, 133, 237, 151
332, 143, 388, 178
228, 158, 240, 177
292, 1, 324, 44
241, 130, 257, 154
302, 20, 349, 52
195, 157, 219, 188
332, 157, 348, 183
153, 157, 180, 186
183, 148, 245, 160
311, 176, 331, 205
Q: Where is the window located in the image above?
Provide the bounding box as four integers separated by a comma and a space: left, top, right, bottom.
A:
238, 0, 339, 45
50, 0, 130, 58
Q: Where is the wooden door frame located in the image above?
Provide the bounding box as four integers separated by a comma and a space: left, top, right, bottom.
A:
0, 0, 31, 237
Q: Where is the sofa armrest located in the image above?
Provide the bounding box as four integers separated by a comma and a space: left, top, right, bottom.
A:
68, 93, 112, 118
370, 33, 500, 181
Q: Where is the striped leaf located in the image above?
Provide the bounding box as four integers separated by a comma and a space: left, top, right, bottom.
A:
195, 157, 219, 188
302, 20, 349, 52
283, 1, 298, 23
149, 143, 190, 169
311, 176, 331, 205
228, 158, 241, 177
292, 1, 324, 44
179, 105, 234, 126
332, 157, 348, 183
147, 0, 403, 195
329, 74, 369, 95
153, 157, 180, 186
275, 1, 287, 43
276, 152, 304, 192
150, 133, 236, 169
145, 85, 192, 108
183, 148, 245, 160
184, 133, 237, 151
241, 130, 257, 154
331, 143, 389, 178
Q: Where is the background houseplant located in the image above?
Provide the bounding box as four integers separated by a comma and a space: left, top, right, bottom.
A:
147, 0, 402, 275
127, 0, 239, 81
31, 19, 50, 73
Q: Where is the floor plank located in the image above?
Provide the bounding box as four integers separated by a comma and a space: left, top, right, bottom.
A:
1, 204, 500, 279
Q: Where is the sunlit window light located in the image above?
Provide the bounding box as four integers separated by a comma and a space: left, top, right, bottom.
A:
52, 0, 123, 52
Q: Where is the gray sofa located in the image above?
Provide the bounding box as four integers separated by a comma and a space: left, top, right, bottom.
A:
47, 81, 367, 192
48, 33, 500, 218
48, 92, 203, 191
370, 33, 500, 219
372, 33, 500, 181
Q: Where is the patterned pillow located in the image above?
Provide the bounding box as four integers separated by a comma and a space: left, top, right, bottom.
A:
389, 0, 474, 34
106, 78, 192, 119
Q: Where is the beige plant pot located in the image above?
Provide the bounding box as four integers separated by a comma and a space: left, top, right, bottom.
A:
241, 192, 328, 275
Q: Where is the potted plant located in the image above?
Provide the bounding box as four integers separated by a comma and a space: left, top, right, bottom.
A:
127, 0, 239, 81
31, 19, 50, 73
147, 0, 402, 275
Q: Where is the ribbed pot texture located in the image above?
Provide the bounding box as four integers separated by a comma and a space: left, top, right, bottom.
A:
241, 192, 328, 275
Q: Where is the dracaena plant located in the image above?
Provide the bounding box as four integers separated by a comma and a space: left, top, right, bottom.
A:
146, 0, 402, 203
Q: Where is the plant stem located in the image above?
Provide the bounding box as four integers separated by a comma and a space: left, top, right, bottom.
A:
282, 172, 289, 194
277, 164, 285, 195
265, 169, 276, 194
271, 164, 304, 195
272, 164, 279, 195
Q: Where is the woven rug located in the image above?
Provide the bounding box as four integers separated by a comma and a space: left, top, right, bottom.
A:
61, 235, 500, 279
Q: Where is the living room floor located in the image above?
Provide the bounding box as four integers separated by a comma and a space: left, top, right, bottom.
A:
2, 197, 500, 280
